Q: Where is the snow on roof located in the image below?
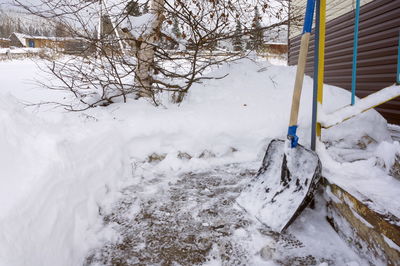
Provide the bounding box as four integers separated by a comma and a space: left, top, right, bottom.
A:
12, 32, 27, 46
11, 32, 81, 43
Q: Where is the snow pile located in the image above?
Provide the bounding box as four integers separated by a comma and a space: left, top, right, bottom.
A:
0, 96, 130, 266
318, 140, 400, 218
317, 85, 400, 217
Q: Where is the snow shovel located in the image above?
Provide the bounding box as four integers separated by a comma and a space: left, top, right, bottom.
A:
236, 0, 321, 233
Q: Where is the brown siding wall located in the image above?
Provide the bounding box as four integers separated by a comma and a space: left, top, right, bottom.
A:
289, 0, 374, 39
288, 0, 400, 124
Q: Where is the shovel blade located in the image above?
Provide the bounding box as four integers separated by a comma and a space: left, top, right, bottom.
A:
237, 139, 321, 233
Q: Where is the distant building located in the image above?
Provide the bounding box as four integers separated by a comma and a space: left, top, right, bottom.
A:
0, 38, 11, 48
10, 32, 62, 49
63, 39, 92, 55
9, 33, 25, 47
261, 42, 288, 55
9, 32, 90, 54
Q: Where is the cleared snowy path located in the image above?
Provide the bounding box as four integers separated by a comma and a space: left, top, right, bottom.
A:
85, 163, 365, 266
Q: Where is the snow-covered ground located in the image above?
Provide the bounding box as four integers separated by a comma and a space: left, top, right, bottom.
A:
0, 57, 398, 265
0, 48, 42, 54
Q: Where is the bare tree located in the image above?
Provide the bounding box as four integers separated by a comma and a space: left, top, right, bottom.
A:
15, 0, 291, 110
134, 0, 165, 99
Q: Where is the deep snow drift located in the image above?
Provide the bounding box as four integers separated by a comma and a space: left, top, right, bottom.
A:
0, 58, 398, 265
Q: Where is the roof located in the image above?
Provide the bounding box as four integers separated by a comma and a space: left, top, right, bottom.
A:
12, 32, 27, 46
11, 32, 82, 43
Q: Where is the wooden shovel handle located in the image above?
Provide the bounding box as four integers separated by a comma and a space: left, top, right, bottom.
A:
289, 33, 311, 127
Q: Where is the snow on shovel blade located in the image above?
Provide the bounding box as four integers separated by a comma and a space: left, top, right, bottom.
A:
237, 139, 321, 233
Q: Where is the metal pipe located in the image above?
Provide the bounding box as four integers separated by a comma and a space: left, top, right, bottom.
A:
351, 0, 361, 105
311, 0, 320, 151
397, 31, 400, 85
316, 0, 325, 139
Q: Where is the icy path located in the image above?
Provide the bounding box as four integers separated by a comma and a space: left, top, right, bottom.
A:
85, 163, 365, 266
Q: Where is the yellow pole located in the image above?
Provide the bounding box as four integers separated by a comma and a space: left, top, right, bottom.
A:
316, 0, 326, 138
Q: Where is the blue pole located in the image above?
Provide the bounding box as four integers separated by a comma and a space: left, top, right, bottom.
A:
311, 0, 320, 151
351, 0, 361, 105
397, 31, 400, 85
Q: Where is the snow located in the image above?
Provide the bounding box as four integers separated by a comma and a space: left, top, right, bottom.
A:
123, 13, 156, 39
383, 235, 400, 252
0, 96, 130, 265
0, 57, 397, 265
0, 48, 41, 54
324, 186, 341, 204
349, 208, 374, 229
374, 141, 400, 170
317, 142, 400, 219
320, 84, 400, 128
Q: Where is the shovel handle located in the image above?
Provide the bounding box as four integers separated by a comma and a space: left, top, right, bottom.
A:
289, 34, 311, 127
288, 0, 316, 148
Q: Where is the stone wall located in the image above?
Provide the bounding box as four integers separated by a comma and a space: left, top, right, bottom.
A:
324, 179, 400, 265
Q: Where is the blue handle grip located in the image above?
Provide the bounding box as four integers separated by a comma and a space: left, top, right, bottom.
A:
288, 125, 299, 148
302, 0, 316, 34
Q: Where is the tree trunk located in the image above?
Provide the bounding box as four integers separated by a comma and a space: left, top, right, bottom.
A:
135, 0, 165, 98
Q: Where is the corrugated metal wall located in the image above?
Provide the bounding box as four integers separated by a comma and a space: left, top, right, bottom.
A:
288, 0, 400, 124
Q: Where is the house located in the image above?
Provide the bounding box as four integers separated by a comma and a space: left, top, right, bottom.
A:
0, 38, 11, 48
9, 32, 63, 49
288, 0, 400, 124
63, 38, 92, 55
9, 32, 90, 54
260, 42, 288, 55
9, 33, 25, 47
